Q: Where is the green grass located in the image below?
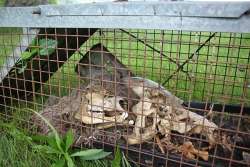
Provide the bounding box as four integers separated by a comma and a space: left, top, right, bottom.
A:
0, 121, 52, 167
0, 134, 51, 167
40, 30, 250, 105
0, 0, 5, 7
0, 112, 124, 167
0, 29, 249, 108
48, 0, 58, 4
0, 0, 57, 6
0, 28, 22, 65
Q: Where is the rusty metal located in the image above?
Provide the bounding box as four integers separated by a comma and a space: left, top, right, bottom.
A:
0, 28, 250, 167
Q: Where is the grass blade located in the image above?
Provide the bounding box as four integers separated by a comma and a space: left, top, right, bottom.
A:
64, 129, 74, 152
122, 152, 131, 167
112, 146, 121, 167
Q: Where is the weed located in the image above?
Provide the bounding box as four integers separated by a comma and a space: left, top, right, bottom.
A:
31, 109, 111, 167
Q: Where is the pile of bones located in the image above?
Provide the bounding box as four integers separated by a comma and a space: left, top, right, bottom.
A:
35, 75, 222, 161
33, 44, 231, 161
79, 76, 219, 160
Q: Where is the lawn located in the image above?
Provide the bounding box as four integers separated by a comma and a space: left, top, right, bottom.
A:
39, 29, 250, 105
0, 28, 249, 105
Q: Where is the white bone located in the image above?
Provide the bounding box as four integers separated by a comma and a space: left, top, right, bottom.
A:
128, 120, 134, 125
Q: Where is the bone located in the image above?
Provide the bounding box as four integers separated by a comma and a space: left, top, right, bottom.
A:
173, 107, 218, 146
127, 126, 157, 145
74, 96, 128, 125
122, 76, 184, 106
158, 118, 171, 135
133, 99, 155, 134
76, 110, 128, 125
156, 135, 165, 154
86, 93, 126, 113
126, 99, 160, 145
132, 98, 154, 115
243, 152, 250, 165
122, 76, 219, 152
35, 70, 220, 161
44, 64, 220, 160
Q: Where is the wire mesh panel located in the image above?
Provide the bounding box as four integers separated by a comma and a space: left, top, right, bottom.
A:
0, 27, 249, 167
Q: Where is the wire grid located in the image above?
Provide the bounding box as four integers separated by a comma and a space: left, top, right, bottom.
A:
0, 28, 249, 167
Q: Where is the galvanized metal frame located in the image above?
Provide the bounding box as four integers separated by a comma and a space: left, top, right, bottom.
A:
0, 28, 39, 81
0, 1, 250, 33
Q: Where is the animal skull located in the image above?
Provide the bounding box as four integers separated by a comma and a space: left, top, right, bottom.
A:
74, 91, 128, 126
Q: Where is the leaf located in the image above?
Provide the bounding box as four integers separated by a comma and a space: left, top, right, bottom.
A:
32, 145, 62, 155
64, 129, 74, 152
21, 51, 32, 60
31, 134, 49, 143
39, 38, 58, 56
71, 149, 111, 160
71, 149, 103, 157
65, 153, 74, 167
48, 135, 61, 151
30, 38, 38, 46
30, 47, 39, 55
80, 151, 111, 161
17, 62, 27, 74
51, 159, 65, 167
20, 39, 38, 61
31, 134, 60, 153
112, 146, 121, 167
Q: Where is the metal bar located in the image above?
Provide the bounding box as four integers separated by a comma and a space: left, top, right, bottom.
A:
41, 2, 250, 18
0, 2, 250, 33
162, 32, 216, 85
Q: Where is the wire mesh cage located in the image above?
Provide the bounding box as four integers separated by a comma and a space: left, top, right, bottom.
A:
0, 2, 250, 167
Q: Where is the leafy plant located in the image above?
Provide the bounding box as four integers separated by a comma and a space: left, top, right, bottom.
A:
121, 152, 132, 167
17, 38, 58, 74
31, 109, 111, 167
39, 38, 58, 56
112, 146, 131, 167
48, 0, 58, 4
